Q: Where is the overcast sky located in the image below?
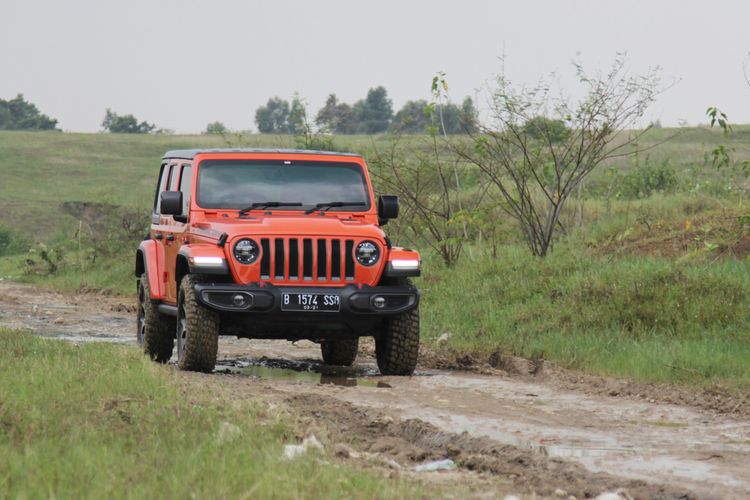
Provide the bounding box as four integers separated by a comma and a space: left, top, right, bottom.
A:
2, 0, 749, 133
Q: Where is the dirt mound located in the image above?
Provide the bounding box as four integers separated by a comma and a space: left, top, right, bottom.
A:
548, 365, 750, 418
596, 212, 750, 260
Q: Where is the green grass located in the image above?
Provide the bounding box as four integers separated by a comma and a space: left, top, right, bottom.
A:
421, 245, 750, 390
0, 329, 420, 498
3, 129, 750, 390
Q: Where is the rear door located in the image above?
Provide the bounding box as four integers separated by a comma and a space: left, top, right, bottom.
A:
162, 163, 192, 301
151, 162, 178, 302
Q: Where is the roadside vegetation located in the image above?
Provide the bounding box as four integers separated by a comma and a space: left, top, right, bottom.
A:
0, 328, 420, 498
1, 121, 750, 390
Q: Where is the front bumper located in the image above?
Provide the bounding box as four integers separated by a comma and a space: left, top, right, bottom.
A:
194, 282, 419, 316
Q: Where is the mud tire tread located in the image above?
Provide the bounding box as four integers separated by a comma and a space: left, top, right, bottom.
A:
375, 278, 420, 376
321, 338, 359, 366
178, 274, 219, 373
138, 273, 174, 363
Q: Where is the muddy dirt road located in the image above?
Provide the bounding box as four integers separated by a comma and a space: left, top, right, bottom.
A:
1, 279, 749, 499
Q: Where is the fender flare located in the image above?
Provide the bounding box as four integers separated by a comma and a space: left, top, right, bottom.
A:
136, 239, 166, 300
384, 246, 421, 278
177, 244, 229, 285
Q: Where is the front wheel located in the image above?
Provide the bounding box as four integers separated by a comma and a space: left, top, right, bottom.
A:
375, 277, 420, 375
137, 273, 174, 362
177, 275, 220, 373
375, 307, 419, 376
321, 339, 359, 366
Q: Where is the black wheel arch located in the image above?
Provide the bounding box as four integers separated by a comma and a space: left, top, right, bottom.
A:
176, 255, 190, 290
135, 250, 145, 279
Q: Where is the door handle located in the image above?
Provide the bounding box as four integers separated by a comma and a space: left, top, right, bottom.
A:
154, 233, 163, 240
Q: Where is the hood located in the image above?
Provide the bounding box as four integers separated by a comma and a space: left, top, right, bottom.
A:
197, 214, 386, 241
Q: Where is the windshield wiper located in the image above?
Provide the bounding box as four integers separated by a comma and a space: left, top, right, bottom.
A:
304, 201, 366, 215
238, 202, 303, 216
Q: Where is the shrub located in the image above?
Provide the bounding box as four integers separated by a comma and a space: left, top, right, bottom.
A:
0, 227, 28, 256
621, 160, 677, 198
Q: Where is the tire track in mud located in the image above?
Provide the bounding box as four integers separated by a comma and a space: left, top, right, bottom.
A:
1, 280, 748, 498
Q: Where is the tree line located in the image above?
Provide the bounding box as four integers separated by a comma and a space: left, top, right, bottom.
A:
2, 87, 478, 135
0, 94, 58, 131
253, 86, 478, 135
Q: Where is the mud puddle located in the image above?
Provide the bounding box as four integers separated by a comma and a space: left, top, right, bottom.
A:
216, 357, 417, 388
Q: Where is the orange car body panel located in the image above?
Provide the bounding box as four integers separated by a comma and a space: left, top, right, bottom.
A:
138, 238, 166, 298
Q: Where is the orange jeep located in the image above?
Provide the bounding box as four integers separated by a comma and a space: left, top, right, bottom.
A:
135, 149, 420, 375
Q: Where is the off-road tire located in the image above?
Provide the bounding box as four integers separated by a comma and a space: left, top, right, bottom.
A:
375, 278, 420, 376
321, 338, 359, 366
137, 273, 174, 362
177, 275, 220, 373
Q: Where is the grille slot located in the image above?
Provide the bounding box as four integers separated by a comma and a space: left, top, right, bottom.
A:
317, 239, 327, 280
274, 239, 285, 279
260, 238, 271, 279
303, 238, 313, 280
288, 238, 299, 280
331, 240, 341, 280
345, 240, 355, 280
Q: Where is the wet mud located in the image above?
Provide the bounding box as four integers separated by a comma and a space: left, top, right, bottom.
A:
1, 280, 749, 498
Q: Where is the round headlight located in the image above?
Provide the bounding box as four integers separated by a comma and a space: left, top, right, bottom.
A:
356, 240, 380, 266
233, 238, 259, 264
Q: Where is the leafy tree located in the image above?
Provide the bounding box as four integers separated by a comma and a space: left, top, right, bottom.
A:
0, 94, 58, 130
425, 75, 477, 135
352, 86, 393, 134
392, 96, 478, 135
101, 109, 155, 134
287, 95, 307, 135
459, 97, 479, 134
254, 97, 290, 133
315, 94, 354, 134
705, 107, 749, 173
204, 121, 227, 134
522, 116, 570, 143
391, 100, 430, 133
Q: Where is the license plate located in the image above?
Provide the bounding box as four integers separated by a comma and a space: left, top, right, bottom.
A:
281, 293, 340, 312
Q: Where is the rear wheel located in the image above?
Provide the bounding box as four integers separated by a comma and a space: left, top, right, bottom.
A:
137, 273, 174, 363
177, 274, 220, 373
375, 277, 419, 376
321, 338, 359, 366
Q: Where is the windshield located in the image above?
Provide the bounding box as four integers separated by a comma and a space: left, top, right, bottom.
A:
196, 160, 371, 211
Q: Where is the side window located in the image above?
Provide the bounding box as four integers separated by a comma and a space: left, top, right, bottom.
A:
167, 163, 178, 190
179, 165, 192, 215
153, 163, 172, 214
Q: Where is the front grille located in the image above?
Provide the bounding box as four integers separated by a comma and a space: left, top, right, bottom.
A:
259, 237, 356, 283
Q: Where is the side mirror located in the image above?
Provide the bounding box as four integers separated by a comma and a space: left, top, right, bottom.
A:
378, 195, 399, 225
160, 191, 183, 217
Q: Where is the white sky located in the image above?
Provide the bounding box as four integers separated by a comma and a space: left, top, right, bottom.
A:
2, 0, 749, 133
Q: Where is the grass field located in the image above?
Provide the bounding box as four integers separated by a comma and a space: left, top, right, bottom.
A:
2, 128, 750, 390
0, 328, 421, 498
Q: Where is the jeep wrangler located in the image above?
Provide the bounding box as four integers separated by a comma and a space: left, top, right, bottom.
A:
135, 149, 420, 375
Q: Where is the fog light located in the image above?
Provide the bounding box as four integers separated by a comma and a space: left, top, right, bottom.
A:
373, 296, 386, 309
232, 294, 248, 307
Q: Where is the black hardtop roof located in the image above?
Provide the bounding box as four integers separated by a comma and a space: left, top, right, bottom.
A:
162, 148, 362, 160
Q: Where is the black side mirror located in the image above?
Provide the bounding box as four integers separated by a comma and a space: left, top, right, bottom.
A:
160, 191, 183, 216
378, 195, 399, 225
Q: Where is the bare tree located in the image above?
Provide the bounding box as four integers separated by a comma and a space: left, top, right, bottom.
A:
458, 53, 663, 256
370, 134, 489, 266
